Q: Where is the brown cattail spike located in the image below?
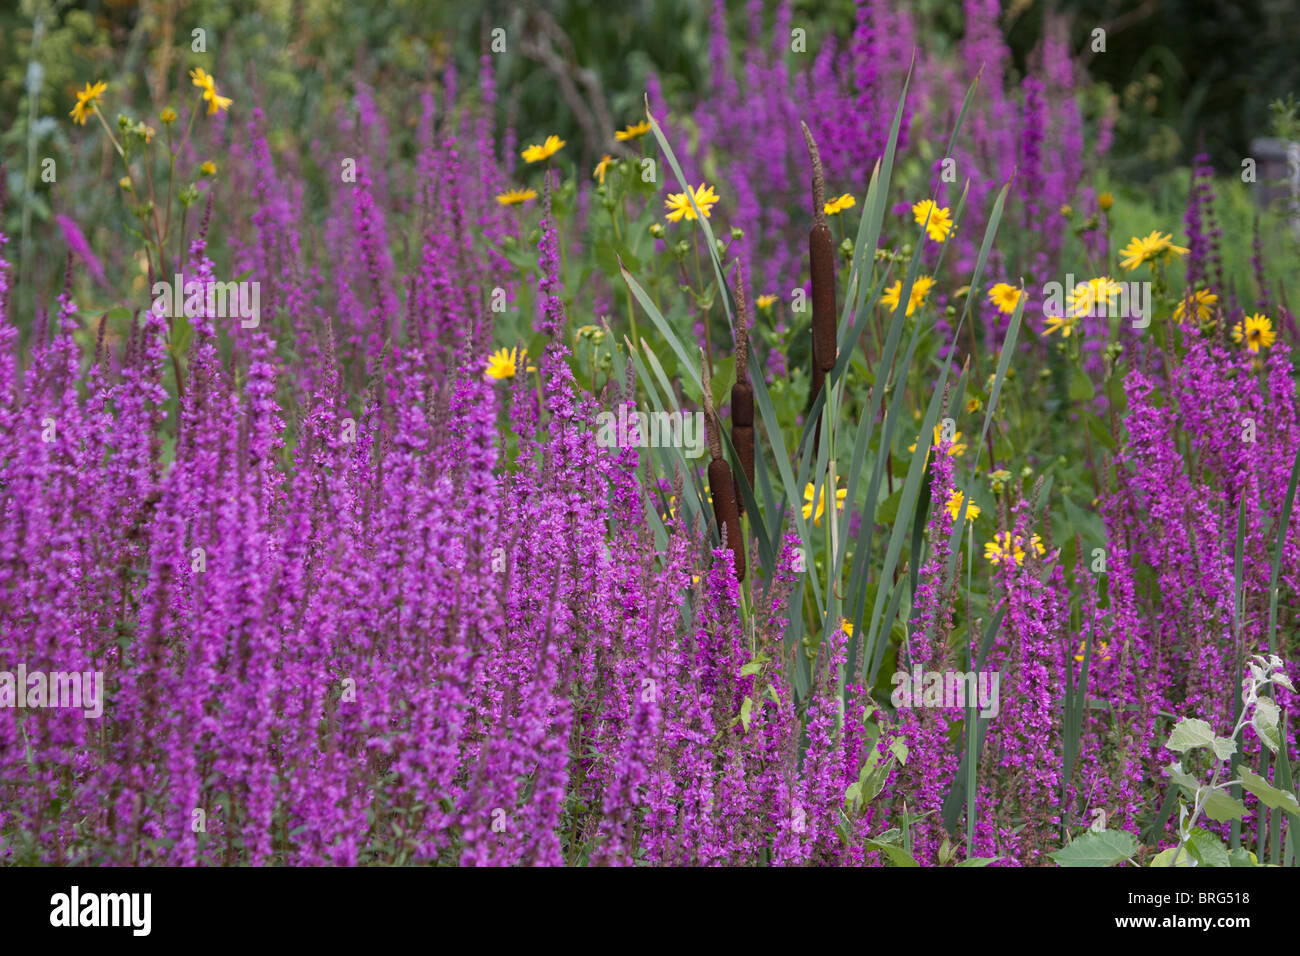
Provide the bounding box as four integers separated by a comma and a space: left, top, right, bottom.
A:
709, 457, 746, 582
730, 273, 756, 516
803, 122, 838, 429
702, 349, 745, 582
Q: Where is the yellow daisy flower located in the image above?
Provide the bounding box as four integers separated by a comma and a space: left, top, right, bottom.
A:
1042, 312, 1078, 338
1097, 191, 1114, 211
593, 154, 613, 184
985, 533, 1024, 566
484, 346, 534, 380
189, 68, 231, 113
1118, 230, 1189, 271
190, 68, 216, 95
521, 135, 566, 164
615, 120, 653, 141
802, 481, 847, 527
881, 275, 935, 317
665, 183, 720, 222
756, 294, 777, 311
908, 424, 966, 458
945, 491, 980, 524
824, 193, 856, 216
69, 80, 107, 125
205, 89, 232, 115
1231, 313, 1276, 353
1173, 289, 1218, 324
199, 161, 216, 176
912, 199, 954, 242
1067, 276, 1123, 318
496, 187, 539, 207
987, 282, 1023, 315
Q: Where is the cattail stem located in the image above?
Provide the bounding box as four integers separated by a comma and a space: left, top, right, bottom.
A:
731, 270, 756, 515
802, 121, 837, 455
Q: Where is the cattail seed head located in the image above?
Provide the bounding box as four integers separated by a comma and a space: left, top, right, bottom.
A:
802, 122, 838, 397
708, 457, 745, 583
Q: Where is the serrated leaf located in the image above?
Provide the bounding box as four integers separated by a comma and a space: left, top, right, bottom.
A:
1167, 717, 1216, 753
1048, 829, 1136, 867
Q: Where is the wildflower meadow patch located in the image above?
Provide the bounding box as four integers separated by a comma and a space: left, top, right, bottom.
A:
1, 0, 1300, 897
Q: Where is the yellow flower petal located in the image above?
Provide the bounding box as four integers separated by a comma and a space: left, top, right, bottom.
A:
522, 135, 566, 164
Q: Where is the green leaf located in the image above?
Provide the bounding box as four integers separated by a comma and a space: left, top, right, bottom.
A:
1167, 717, 1216, 753
956, 856, 1000, 867
1048, 829, 1137, 867
864, 839, 919, 867
1068, 367, 1095, 401
1187, 828, 1230, 867
1239, 767, 1300, 814
1252, 697, 1282, 753
1170, 764, 1196, 790
889, 739, 908, 767
875, 486, 904, 525
739, 657, 767, 678
1201, 788, 1248, 823
1082, 410, 1116, 451
739, 697, 753, 731
1211, 736, 1238, 761
1149, 846, 1195, 867
1228, 847, 1258, 867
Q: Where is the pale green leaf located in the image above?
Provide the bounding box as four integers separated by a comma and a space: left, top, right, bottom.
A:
1167, 718, 1216, 753
1048, 829, 1136, 867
